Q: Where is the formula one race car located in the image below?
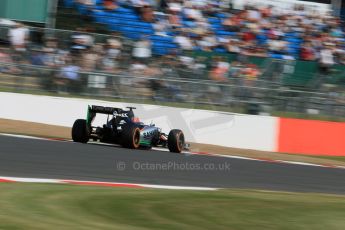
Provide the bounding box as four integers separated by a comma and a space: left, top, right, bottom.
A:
71, 105, 186, 153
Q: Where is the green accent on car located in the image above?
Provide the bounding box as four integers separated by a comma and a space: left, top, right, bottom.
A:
86, 105, 91, 126
139, 140, 151, 146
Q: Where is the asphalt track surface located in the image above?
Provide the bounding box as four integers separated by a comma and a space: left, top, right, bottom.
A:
0, 135, 345, 194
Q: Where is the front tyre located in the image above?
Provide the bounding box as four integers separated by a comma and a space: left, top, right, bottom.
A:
72, 119, 89, 143
168, 129, 185, 153
121, 124, 141, 149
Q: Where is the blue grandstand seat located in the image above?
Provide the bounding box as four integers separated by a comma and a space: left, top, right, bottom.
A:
121, 20, 136, 26
211, 24, 223, 30
94, 11, 116, 24
121, 21, 153, 29
215, 31, 236, 36
216, 13, 227, 19
153, 42, 178, 49
108, 19, 122, 31
208, 18, 221, 24
256, 34, 267, 44
111, 13, 140, 20
92, 10, 107, 23
214, 48, 226, 53
64, 0, 74, 8
114, 7, 135, 14
166, 31, 177, 36
153, 48, 169, 55
124, 27, 151, 34
182, 20, 196, 27
285, 38, 301, 43
124, 32, 141, 40
76, 3, 88, 15
270, 54, 284, 59
137, 22, 153, 29
140, 28, 154, 34
150, 35, 174, 43
95, 5, 104, 10
119, 26, 153, 35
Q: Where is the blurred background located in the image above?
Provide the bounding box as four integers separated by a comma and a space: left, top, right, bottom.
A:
0, 0, 344, 119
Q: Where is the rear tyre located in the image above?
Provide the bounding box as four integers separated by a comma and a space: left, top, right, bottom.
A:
168, 129, 185, 153
72, 119, 89, 143
121, 124, 141, 149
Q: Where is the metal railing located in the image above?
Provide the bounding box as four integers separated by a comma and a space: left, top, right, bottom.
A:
0, 61, 344, 118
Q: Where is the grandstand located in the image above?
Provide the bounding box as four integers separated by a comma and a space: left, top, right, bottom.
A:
0, 0, 344, 118
57, 0, 345, 87
63, 0, 342, 59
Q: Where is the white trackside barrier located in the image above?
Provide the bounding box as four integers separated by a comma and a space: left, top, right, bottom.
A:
0, 92, 278, 151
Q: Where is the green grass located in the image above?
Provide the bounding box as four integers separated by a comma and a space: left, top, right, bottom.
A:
0, 183, 345, 230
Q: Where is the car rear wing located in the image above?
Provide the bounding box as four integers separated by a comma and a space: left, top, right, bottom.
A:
89, 105, 123, 115
86, 105, 124, 126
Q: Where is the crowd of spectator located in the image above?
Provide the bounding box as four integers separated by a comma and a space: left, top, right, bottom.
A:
1, 0, 345, 96
0, 19, 263, 85
76, 0, 345, 66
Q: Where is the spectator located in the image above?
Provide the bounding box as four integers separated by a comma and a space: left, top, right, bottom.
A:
106, 36, 122, 59
141, 5, 155, 22
300, 42, 316, 61
77, 0, 97, 11
0, 47, 21, 74
132, 36, 152, 63
223, 15, 241, 32
183, 2, 203, 21
153, 13, 170, 36
130, 59, 147, 75
30, 48, 45, 66
41, 37, 65, 68
198, 32, 217, 51
103, 0, 118, 11
168, 7, 182, 28
0, 47, 13, 64
57, 58, 82, 93
207, 56, 230, 102
174, 31, 194, 51
101, 42, 121, 73
268, 36, 288, 55
77, 0, 96, 6
241, 64, 261, 82
81, 46, 100, 71
131, 0, 147, 16
71, 28, 94, 54
246, 6, 262, 22
8, 23, 29, 52
209, 56, 229, 82
319, 43, 335, 75
225, 39, 241, 53
159, 0, 168, 11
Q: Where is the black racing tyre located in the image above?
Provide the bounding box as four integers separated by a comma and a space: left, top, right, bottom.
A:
168, 129, 185, 153
121, 124, 141, 149
72, 119, 89, 143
